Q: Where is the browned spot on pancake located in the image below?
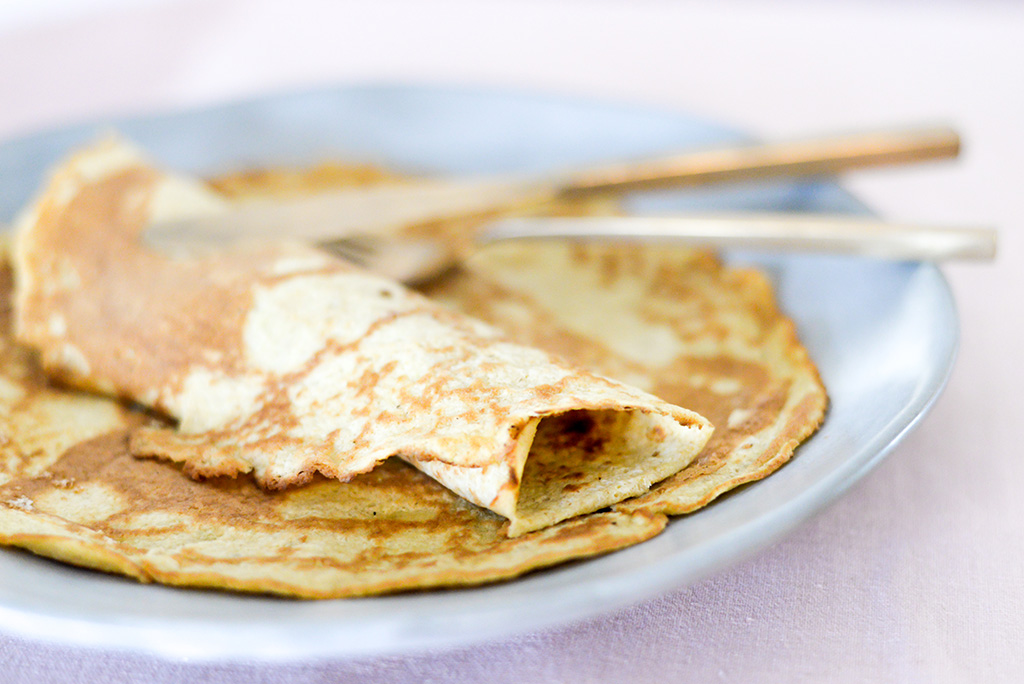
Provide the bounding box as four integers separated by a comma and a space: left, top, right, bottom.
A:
532, 410, 607, 456
17, 168, 264, 405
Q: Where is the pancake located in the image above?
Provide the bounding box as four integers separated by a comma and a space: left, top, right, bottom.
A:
0, 255, 666, 596
0, 146, 826, 598
12, 139, 713, 536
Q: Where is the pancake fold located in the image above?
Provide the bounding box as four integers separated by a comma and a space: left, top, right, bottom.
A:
12, 138, 714, 536
0, 146, 826, 598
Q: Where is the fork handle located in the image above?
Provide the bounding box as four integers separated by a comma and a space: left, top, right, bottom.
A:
556, 126, 960, 196
480, 215, 996, 261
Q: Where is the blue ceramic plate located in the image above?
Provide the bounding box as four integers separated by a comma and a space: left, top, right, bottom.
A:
0, 85, 957, 661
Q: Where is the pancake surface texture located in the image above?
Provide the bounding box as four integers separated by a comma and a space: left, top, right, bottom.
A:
0, 149, 826, 598
12, 139, 713, 536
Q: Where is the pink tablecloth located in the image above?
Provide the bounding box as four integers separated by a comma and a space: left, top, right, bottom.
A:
1, 1, 1021, 681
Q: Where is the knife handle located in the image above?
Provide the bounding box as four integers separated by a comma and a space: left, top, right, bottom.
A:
558, 126, 961, 196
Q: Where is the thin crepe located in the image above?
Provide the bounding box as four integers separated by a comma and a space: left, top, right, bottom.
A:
12, 139, 713, 536
0, 157, 826, 598
0, 256, 667, 597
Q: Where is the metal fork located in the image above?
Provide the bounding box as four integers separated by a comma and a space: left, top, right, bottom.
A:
325, 214, 997, 283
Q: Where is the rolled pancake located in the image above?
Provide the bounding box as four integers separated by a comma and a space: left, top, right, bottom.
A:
0, 257, 667, 597
12, 139, 713, 536
427, 242, 827, 517
0, 154, 826, 598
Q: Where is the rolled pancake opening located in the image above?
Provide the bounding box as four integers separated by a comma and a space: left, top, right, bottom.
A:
515, 409, 703, 536
13, 137, 713, 536
409, 407, 709, 536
